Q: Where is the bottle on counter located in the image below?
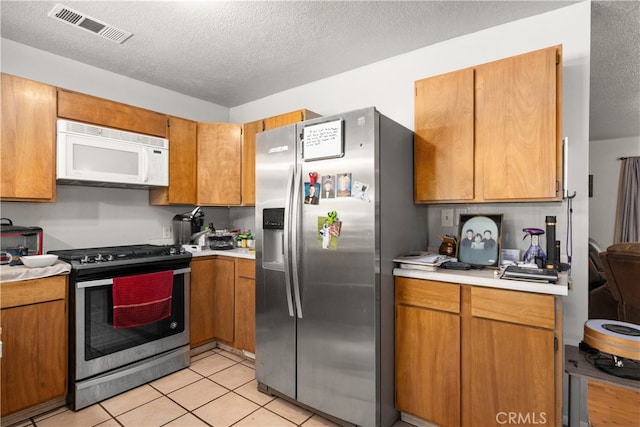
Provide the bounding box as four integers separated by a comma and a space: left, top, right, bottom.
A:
237, 234, 243, 248
246, 230, 254, 249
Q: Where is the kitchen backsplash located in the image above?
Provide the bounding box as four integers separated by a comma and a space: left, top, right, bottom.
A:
1, 184, 566, 259
0, 186, 231, 251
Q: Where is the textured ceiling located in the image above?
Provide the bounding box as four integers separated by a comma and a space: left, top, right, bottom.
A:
1, 1, 638, 141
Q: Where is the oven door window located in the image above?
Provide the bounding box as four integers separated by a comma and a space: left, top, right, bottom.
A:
84, 276, 185, 361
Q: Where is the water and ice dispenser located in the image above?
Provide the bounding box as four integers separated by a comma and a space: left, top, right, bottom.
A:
262, 208, 285, 268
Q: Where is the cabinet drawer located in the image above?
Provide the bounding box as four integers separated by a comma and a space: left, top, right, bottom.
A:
395, 277, 460, 314
236, 259, 255, 279
1, 275, 67, 309
471, 286, 555, 329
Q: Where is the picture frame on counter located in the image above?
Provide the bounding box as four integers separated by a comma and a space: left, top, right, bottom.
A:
457, 213, 503, 268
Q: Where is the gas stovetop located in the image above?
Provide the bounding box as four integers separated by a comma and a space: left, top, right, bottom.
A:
49, 244, 191, 270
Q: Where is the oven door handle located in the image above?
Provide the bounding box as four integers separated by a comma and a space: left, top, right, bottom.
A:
76, 267, 190, 289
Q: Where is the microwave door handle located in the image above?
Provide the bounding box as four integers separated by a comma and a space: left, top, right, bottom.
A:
142, 148, 150, 183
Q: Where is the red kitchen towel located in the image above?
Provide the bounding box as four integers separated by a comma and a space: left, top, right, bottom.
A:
112, 270, 173, 329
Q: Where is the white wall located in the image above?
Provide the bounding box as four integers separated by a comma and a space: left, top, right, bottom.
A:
231, 2, 592, 347
0, 39, 229, 122
589, 136, 640, 247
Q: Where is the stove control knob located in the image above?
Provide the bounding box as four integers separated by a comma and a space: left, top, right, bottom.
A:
179, 247, 186, 254
95, 254, 104, 262
80, 255, 90, 264
107, 254, 114, 261
170, 247, 177, 255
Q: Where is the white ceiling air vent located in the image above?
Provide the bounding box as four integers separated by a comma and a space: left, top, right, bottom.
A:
48, 4, 132, 44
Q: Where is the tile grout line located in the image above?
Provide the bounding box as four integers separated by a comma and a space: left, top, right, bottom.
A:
26, 350, 327, 427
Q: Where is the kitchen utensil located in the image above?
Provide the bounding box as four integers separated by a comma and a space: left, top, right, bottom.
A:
21, 254, 58, 268
172, 206, 204, 245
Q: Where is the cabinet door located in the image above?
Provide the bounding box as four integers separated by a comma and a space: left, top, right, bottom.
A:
212, 257, 236, 344
1, 300, 67, 416
264, 109, 312, 130
396, 304, 461, 426
197, 123, 242, 205
57, 89, 168, 137
150, 116, 197, 205
476, 46, 560, 201
414, 68, 474, 203
190, 258, 217, 347
468, 317, 555, 426
1, 74, 57, 202
234, 258, 256, 353
241, 119, 263, 206
234, 277, 255, 353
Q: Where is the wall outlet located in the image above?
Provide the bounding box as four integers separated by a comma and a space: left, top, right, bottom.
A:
162, 226, 172, 239
441, 208, 454, 227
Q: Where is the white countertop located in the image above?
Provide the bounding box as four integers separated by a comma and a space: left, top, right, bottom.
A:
189, 248, 255, 260
393, 267, 569, 296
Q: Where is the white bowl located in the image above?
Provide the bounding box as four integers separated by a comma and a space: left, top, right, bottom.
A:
21, 254, 58, 268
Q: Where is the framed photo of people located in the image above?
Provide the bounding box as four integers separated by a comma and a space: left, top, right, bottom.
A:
456, 214, 503, 268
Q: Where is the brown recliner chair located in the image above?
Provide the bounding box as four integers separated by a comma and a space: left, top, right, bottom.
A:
598, 242, 640, 324
588, 238, 607, 291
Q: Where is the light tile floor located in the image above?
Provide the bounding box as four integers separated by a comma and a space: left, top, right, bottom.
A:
9, 348, 414, 427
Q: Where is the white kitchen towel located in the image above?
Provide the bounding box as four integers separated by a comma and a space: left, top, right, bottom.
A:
0, 260, 71, 283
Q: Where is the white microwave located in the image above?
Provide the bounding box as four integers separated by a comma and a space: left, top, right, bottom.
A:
57, 119, 169, 189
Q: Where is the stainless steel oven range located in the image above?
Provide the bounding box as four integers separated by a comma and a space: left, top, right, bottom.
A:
49, 244, 191, 410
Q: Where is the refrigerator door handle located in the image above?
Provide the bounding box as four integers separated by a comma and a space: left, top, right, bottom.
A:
283, 165, 295, 318
291, 165, 303, 318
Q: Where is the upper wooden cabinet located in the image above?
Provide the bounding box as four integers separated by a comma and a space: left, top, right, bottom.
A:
414, 68, 475, 202
149, 116, 197, 205
197, 122, 242, 206
1, 74, 57, 202
414, 45, 562, 203
241, 119, 264, 206
241, 109, 319, 206
57, 89, 168, 137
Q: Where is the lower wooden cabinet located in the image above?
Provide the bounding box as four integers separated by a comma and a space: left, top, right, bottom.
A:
0, 276, 68, 417
190, 256, 255, 352
234, 258, 256, 353
211, 257, 235, 344
588, 380, 640, 426
190, 256, 235, 347
190, 257, 217, 347
395, 277, 561, 427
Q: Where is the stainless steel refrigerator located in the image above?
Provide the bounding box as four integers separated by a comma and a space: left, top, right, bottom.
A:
255, 107, 427, 426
